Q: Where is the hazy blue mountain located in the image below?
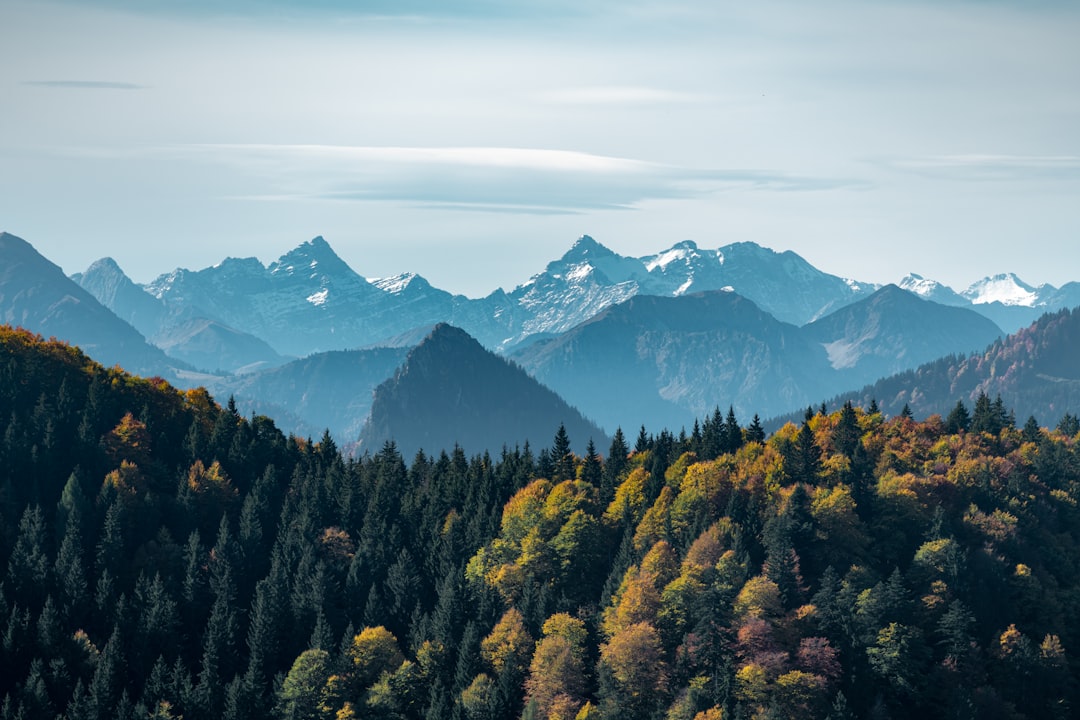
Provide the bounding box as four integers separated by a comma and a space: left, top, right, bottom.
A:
641, 240, 878, 325
359, 324, 607, 458
73, 256, 286, 373
782, 305, 1080, 428
512, 290, 836, 433
0, 231, 191, 382
802, 284, 1004, 386
70, 256, 167, 338
150, 317, 287, 374
513, 284, 1011, 434
145, 237, 393, 356
221, 345, 410, 442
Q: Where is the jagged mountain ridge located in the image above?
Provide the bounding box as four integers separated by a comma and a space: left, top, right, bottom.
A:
76, 234, 884, 358
73, 232, 1076, 362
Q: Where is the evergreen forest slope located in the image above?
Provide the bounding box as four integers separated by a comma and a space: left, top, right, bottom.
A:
2, 324, 1080, 719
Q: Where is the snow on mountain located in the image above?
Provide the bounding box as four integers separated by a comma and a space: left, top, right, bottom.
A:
962, 273, 1046, 307
371, 272, 422, 295
507, 235, 649, 342
898, 273, 969, 306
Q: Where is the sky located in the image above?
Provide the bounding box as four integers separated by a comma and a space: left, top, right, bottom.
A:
1, 0, 1078, 298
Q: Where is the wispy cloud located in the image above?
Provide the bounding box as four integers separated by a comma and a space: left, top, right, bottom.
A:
174, 144, 859, 213
882, 154, 1080, 181
535, 86, 708, 106
22, 80, 145, 90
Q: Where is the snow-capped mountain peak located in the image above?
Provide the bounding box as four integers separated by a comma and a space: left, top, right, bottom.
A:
645, 240, 700, 272
899, 273, 941, 297
561, 234, 613, 263
963, 273, 1042, 307
269, 236, 356, 280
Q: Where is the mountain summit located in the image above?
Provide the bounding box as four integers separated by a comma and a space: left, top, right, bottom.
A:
359, 324, 607, 458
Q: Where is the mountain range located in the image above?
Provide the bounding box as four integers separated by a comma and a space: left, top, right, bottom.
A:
73, 234, 1078, 369
512, 284, 1002, 432
4, 228, 1080, 449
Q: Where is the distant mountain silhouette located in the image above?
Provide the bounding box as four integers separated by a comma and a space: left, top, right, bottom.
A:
359, 324, 607, 458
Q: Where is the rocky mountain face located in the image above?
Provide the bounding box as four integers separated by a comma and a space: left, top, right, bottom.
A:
359, 324, 607, 458
0, 232, 190, 382
505, 236, 877, 344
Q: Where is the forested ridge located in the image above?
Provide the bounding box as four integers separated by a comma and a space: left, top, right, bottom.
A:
2, 324, 1079, 719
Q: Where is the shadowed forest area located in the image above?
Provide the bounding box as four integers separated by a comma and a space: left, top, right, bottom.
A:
2, 325, 1079, 719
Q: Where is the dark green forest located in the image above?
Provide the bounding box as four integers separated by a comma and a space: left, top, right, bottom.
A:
2, 325, 1079, 720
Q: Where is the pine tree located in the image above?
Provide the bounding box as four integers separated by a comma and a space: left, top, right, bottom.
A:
581, 439, 602, 488
745, 415, 766, 444
635, 426, 650, 453
944, 400, 971, 434
551, 425, 574, 482
725, 406, 743, 454
89, 625, 126, 720
602, 429, 629, 505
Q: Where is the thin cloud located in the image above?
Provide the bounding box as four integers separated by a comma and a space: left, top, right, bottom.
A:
535, 86, 708, 106
882, 154, 1080, 181
22, 80, 145, 90
175, 144, 860, 212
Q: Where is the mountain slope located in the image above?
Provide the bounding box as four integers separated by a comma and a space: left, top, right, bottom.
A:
0, 231, 190, 381
512, 290, 836, 433
220, 346, 410, 441
812, 306, 1080, 424
150, 317, 287, 374
359, 324, 607, 458
70, 256, 167, 338
802, 284, 1003, 383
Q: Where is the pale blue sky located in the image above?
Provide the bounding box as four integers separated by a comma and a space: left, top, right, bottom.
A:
2, 0, 1078, 297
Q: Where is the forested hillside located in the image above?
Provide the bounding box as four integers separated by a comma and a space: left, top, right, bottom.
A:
2, 325, 1079, 719
805, 306, 1080, 426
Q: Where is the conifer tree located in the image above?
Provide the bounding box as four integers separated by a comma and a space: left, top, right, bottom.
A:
602, 429, 629, 504
551, 424, 574, 482
581, 439, 602, 488
745, 415, 766, 445
944, 400, 971, 434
